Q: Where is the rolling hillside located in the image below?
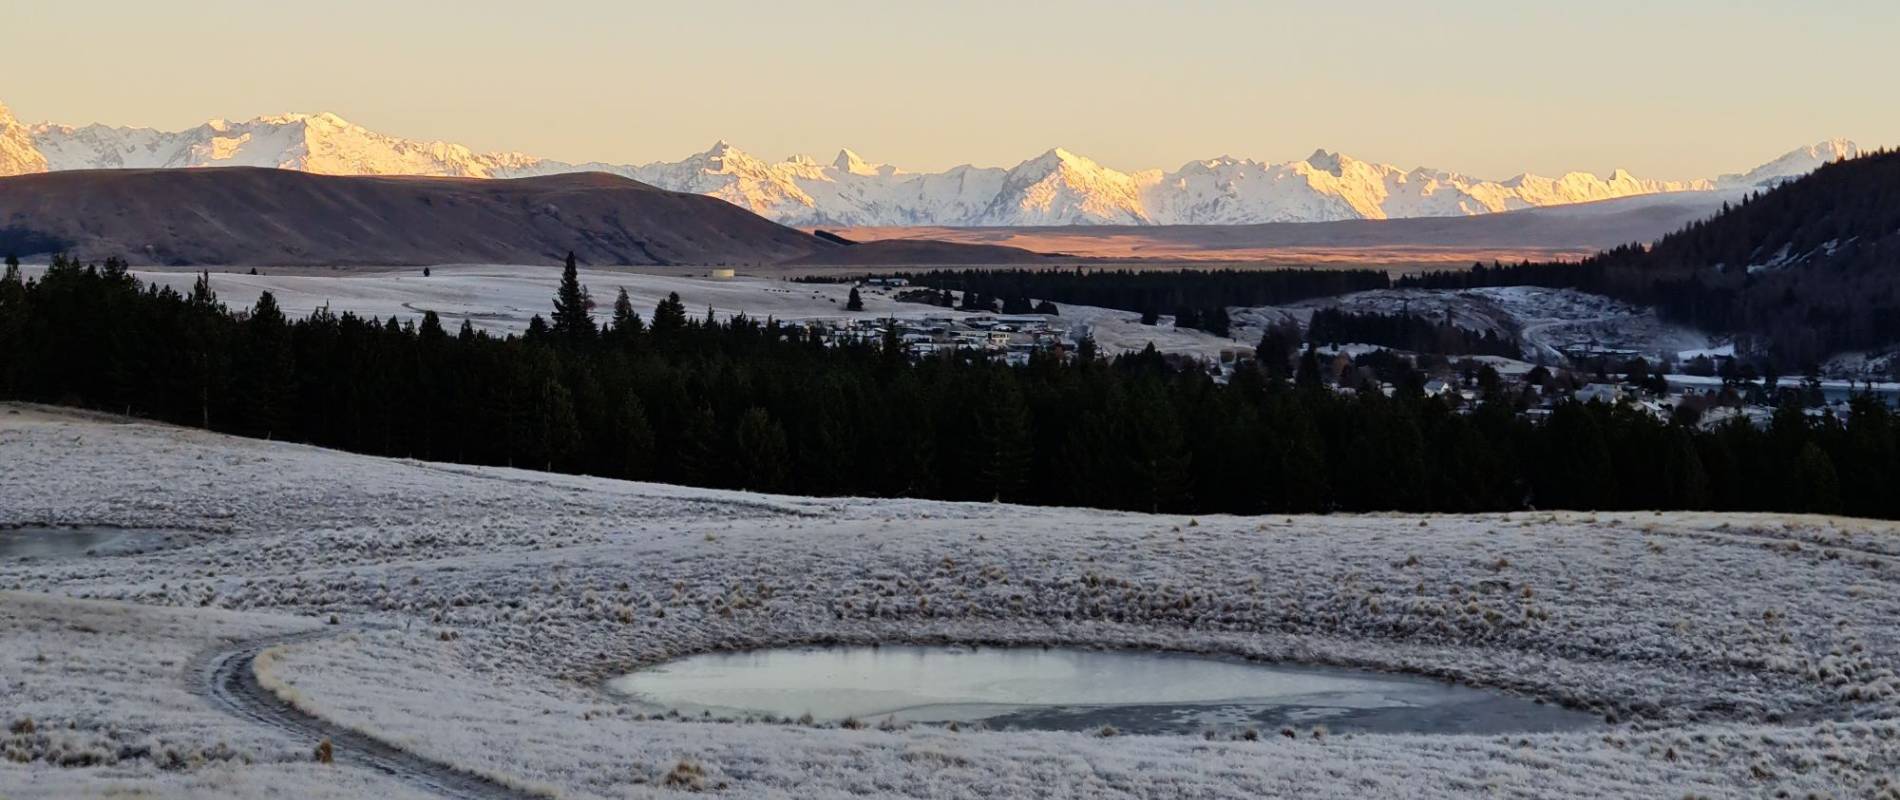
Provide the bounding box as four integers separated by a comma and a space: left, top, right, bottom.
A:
0, 168, 834, 267
1409, 149, 1900, 364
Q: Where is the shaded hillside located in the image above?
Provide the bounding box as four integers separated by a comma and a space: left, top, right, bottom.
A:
831, 190, 1738, 265
0, 168, 837, 267
1405, 149, 1900, 365
781, 236, 1066, 267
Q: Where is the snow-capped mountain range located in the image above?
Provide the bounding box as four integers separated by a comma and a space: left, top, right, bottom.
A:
0, 100, 1861, 227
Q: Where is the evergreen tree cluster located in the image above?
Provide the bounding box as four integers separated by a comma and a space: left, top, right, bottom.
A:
1307, 308, 1520, 357
4, 255, 1897, 518
889, 267, 1389, 332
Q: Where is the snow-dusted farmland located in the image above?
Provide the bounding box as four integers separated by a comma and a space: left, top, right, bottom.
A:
22, 262, 1245, 357
1229, 286, 1718, 365
22, 264, 1712, 366
25, 264, 926, 334
26, 260, 1261, 359
3, 405, 1899, 798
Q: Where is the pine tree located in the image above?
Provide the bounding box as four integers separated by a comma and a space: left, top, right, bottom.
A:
550, 252, 595, 342
234, 291, 293, 439
674, 405, 723, 486
734, 407, 790, 492
846, 287, 864, 311
647, 293, 688, 336
615, 392, 656, 480
189, 271, 220, 309
416, 311, 446, 343
0, 256, 21, 297
1255, 322, 1299, 380
974, 377, 1032, 502
1295, 346, 1323, 388
1792, 442, 1843, 514
1118, 379, 1191, 512
1204, 305, 1231, 337
534, 377, 580, 471
610, 287, 643, 335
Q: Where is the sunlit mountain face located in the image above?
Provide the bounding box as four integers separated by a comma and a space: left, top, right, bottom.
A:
0, 99, 1858, 227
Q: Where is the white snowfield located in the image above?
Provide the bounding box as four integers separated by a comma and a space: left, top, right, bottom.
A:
19, 264, 1001, 333
22, 263, 1247, 359
34, 264, 1699, 366
0, 99, 1859, 226
3, 407, 1898, 798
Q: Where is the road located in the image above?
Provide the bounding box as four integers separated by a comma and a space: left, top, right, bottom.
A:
193, 630, 539, 800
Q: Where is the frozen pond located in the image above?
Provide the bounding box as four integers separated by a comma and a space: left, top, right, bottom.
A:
608, 646, 1599, 735
0, 527, 180, 561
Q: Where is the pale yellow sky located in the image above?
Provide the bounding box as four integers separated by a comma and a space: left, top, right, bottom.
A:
5, 0, 1894, 179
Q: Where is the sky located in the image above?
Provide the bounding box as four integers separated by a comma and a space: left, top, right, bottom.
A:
5, 0, 1895, 180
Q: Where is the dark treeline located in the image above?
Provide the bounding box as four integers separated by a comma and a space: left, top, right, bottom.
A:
1401, 148, 1900, 366
1398, 260, 1601, 292
5, 255, 1898, 518
881, 267, 1391, 336
1308, 308, 1521, 357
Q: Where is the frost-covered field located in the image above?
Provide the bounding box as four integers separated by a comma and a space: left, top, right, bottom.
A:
22, 264, 938, 334
0, 589, 436, 799
20, 263, 1244, 359
4, 405, 1899, 798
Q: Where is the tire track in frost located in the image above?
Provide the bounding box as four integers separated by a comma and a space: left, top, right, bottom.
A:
397, 459, 830, 519
194, 630, 540, 800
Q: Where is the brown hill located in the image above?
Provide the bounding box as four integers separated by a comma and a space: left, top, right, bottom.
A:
830, 191, 1739, 266
0, 168, 838, 267
781, 236, 1070, 267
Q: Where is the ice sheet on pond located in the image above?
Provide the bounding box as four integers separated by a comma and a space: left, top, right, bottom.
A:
608, 645, 1599, 735
0, 527, 180, 561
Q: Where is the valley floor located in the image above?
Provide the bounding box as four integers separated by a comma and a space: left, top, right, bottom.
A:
3, 404, 1898, 798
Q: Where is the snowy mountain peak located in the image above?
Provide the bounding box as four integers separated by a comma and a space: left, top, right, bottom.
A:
688, 140, 746, 164
0, 98, 1869, 227
674, 140, 777, 175
0, 101, 49, 177
833, 148, 886, 176
1718, 138, 1860, 189
1033, 147, 1095, 168
1803, 137, 1858, 160
984, 147, 1148, 225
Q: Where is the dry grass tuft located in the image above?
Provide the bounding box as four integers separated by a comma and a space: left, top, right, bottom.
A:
662, 759, 707, 791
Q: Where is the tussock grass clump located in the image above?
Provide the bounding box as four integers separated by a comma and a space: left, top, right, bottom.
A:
662, 759, 706, 791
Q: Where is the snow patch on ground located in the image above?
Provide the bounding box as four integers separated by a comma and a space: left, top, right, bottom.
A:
3, 406, 1899, 797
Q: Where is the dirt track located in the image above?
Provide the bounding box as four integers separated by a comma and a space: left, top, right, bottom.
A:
194, 631, 538, 800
